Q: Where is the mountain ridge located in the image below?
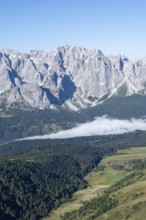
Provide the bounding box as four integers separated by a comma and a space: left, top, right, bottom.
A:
0, 45, 146, 111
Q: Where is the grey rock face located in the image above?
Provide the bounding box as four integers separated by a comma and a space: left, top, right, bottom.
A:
0, 46, 146, 110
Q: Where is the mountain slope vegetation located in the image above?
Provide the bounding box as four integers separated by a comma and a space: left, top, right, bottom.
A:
0, 133, 146, 219
61, 147, 146, 220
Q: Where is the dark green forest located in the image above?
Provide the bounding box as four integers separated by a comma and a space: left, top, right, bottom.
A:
0, 156, 86, 220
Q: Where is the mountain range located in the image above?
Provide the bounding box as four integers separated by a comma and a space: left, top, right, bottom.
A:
0, 45, 146, 111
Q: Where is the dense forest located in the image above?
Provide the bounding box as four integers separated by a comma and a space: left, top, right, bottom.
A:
0, 156, 86, 220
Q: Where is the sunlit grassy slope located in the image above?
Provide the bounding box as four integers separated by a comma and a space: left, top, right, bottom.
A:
43, 147, 146, 220
97, 172, 146, 220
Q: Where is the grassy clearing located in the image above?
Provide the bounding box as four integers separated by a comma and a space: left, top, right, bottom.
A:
88, 167, 128, 186
118, 146, 146, 155
0, 112, 13, 118
42, 123, 62, 133
100, 147, 146, 170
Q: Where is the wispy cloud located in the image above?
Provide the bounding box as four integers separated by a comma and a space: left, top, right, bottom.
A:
21, 115, 146, 140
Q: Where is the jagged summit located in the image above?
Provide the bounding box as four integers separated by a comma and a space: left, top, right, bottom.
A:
0, 45, 146, 111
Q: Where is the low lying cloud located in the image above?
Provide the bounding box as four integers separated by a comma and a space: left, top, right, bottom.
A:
22, 115, 146, 140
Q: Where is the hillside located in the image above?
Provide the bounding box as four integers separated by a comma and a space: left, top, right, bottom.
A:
0, 133, 146, 219
60, 147, 146, 220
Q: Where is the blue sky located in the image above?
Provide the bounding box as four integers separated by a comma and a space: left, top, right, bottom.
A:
0, 0, 146, 58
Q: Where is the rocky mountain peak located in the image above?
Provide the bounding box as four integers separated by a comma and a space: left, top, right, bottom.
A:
0, 45, 146, 111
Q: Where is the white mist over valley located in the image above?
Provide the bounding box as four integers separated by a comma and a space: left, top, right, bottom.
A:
22, 116, 146, 140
